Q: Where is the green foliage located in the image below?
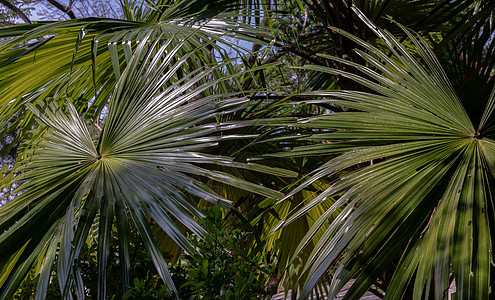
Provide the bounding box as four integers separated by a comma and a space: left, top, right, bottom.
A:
2, 1, 495, 299
122, 278, 172, 300
118, 205, 275, 300
13, 270, 47, 300
13, 270, 62, 300
279, 8, 495, 299
10, 205, 274, 299
0, 1, 292, 298
179, 204, 274, 299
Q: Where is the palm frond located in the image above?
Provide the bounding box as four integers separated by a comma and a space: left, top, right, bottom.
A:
0, 0, 271, 156
279, 9, 495, 299
0, 29, 292, 298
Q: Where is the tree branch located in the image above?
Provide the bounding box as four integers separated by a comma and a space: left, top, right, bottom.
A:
0, 0, 31, 24
46, 0, 76, 19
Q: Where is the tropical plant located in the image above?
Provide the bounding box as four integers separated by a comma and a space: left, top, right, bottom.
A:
2, 0, 495, 299
275, 8, 495, 299
0, 1, 298, 299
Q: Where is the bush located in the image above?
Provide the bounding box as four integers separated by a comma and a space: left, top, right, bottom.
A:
122, 204, 274, 300
13, 205, 273, 299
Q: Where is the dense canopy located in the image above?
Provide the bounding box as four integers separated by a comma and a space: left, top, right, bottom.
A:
0, 1, 494, 299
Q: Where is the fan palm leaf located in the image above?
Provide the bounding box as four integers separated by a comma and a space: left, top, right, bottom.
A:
0, 28, 295, 299
279, 8, 495, 299
0, 0, 270, 155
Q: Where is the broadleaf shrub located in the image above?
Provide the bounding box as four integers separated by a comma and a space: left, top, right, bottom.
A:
122, 204, 275, 299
